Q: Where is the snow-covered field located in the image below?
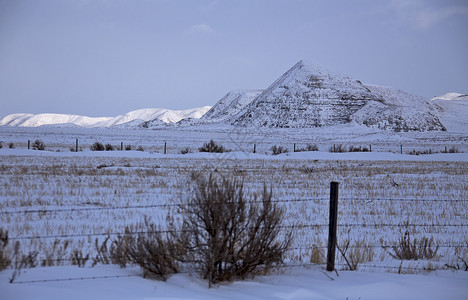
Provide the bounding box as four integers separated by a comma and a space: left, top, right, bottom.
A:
1, 125, 467, 299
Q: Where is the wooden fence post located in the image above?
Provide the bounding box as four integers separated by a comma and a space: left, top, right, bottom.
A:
164, 142, 167, 154
121, 142, 123, 151
370, 145, 372, 152
327, 181, 339, 271
294, 143, 296, 152
28, 140, 30, 150
253, 144, 256, 154
76, 139, 78, 152
400, 144, 403, 154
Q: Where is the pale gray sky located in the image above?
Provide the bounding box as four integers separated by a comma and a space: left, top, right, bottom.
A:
1, 0, 467, 117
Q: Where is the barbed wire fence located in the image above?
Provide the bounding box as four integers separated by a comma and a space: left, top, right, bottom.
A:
2, 182, 468, 284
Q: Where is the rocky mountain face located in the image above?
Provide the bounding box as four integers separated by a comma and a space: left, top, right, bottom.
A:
228, 60, 446, 132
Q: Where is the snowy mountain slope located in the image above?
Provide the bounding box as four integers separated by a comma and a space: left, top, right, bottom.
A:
351, 85, 446, 131
0, 107, 211, 128
201, 90, 263, 122
432, 92, 468, 101
432, 93, 468, 132
230, 60, 445, 131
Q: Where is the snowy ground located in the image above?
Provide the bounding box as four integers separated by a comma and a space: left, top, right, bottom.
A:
1, 125, 467, 299
2, 265, 467, 300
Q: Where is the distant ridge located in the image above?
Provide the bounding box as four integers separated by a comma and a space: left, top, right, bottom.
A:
0, 107, 211, 128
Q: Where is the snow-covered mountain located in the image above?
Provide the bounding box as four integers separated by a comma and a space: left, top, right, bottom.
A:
230, 60, 446, 131
0, 107, 211, 128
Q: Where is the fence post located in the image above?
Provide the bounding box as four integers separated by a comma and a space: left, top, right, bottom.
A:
253, 144, 256, 154
121, 142, 123, 151
28, 140, 30, 150
400, 144, 403, 154
370, 145, 372, 152
294, 143, 296, 152
164, 142, 167, 154
326, 181, 339, 271
76, 139, 78, 152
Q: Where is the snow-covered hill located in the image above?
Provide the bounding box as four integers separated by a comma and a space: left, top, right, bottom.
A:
230, 60, 445, 131
0, 107, 211, 128
351, 84, 445, 131
432, 92, 468, 101
432, 93, 468, 133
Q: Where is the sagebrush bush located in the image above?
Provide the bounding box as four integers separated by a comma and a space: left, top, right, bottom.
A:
126, 223, 183, 280
137, 146, 144, 151
180, 173, 292, 284
329, 144, 346, 153
0, 141, 3, 149
348, 145, 369, 152
296, 144, 319, 152
32, 139, 45, 150
199, 140, 227, 153
105, 144, 115, 151
8, 143, 14, 149
90, 142, 105, 151
271, 145, 288, 155
125, 145, 132, 151
0, 229, 11, 271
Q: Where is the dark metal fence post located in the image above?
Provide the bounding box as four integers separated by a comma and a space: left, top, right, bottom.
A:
164, 142, 167, 154
327, 181, 339, 271
28, 140, 30, 150
121, 142, 123, 151
400, 144, 403, 154
294, 143, 296, 152
76, 139, 78, 152
253, 144, 256, 154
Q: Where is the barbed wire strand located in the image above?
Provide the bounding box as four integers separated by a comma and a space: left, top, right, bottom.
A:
1, 197, 466, 215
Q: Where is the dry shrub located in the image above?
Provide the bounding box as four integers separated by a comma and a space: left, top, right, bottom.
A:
10, 241, 39, 283
181, 173, 292, 284
126, 223, 183, 280
41, 239, 70, 267
32, 139, 45, 150
389, 231, 439, 260
329, 144, 346, 153
90, 142, 105, 151
199, 139, 228, 153
0, 229, 11, 271
271, 145, 288, 155
295, 144, 319, 152
70, 250, 89, 267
